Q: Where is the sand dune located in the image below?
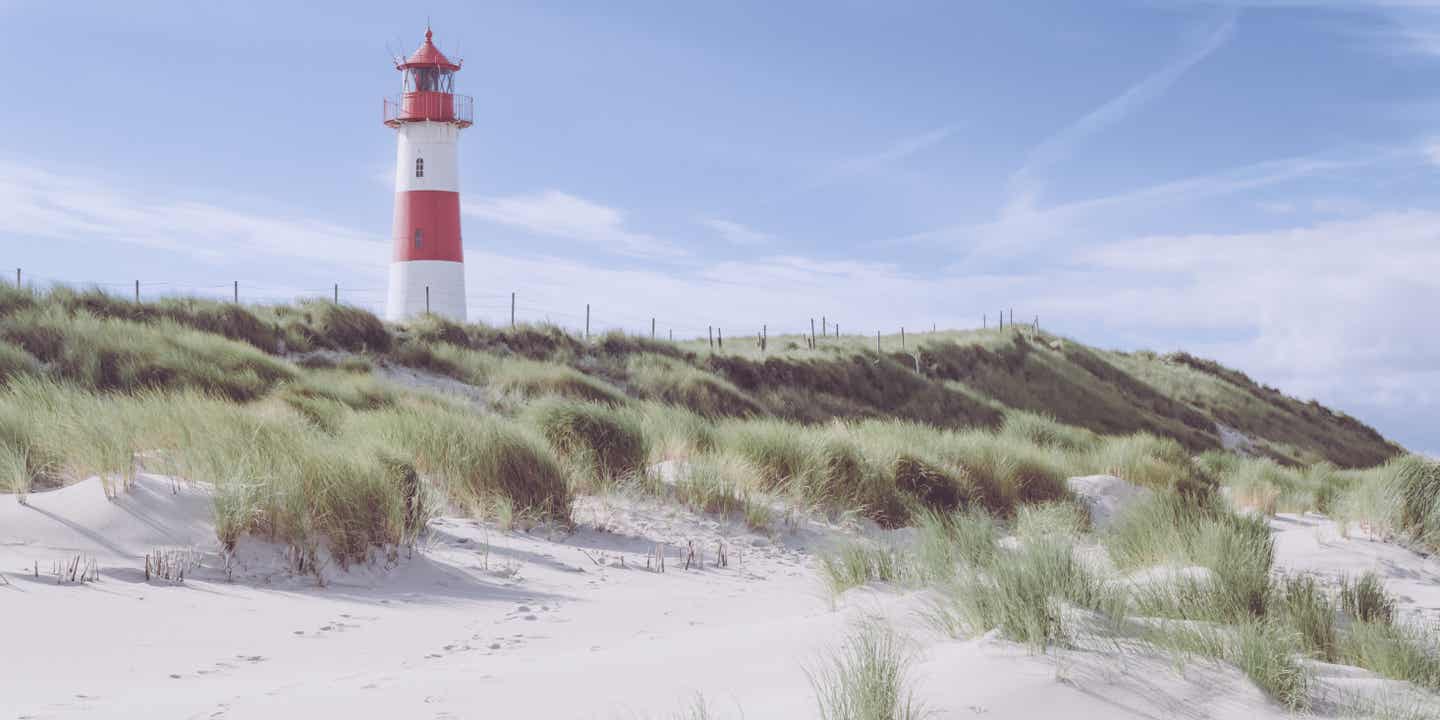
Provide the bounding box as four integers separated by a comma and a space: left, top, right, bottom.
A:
4, 476, 1438, 718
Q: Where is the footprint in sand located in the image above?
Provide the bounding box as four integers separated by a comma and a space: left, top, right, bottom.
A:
197, 653, 267, 677
426, 637, 483, 659
475, 634, 529, 654
296, 616, 365, 639
503, 601, 562, 625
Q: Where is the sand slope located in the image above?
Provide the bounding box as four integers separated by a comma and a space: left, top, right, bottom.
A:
3, 478, 1438, 718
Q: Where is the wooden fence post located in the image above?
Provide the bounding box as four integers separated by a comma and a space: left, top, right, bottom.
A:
708, 326, 713, 350
134, 280, 140, 303
651, 317, 656, 340
426, 286, 431, 315
810, 318, 816, 348
718, 328, 723, 349
901, 327, 906, 351
233, 281, 238, 304
876, 330, 881, 354
585, 303, 590, 339
334, 283, 339, 303
511, 292, 516, 328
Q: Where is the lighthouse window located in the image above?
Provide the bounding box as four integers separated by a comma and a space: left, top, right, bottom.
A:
413, 68, 438, 92
414, 229, 424, 249
415, 158, 424, 178
405, 67, 454, 94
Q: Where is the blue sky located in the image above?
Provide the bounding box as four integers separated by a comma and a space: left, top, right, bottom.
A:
1, 0, 1437, 455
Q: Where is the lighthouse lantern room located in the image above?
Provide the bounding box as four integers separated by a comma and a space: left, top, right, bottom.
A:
383, 27, 473, 322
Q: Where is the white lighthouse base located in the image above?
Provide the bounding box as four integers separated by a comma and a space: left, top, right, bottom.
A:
386, 260, 467, 323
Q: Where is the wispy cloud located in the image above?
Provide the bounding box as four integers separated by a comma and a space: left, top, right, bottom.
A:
801, 126, 954, 191
698, 217, 775, 246
1007, 11, 1238, 213
1257, 201, 1297, 214
889, 148, 1368, 252
1421, 137, 1440, 165
463, 190, 685, 259
829, 127, 953, 179
1072, 209, 1440, 401
0, 161, 384, 271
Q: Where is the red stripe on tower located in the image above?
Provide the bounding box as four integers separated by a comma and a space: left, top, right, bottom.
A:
392, 191, 463, 262
383, 27, 474, 322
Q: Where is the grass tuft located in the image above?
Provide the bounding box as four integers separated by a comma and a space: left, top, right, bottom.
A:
628, 354, 763, 419
932, 538, 1112, 649
525, 397, 648, 488
1339, 571, 1396, 626
1145, 619, 1310, 711
494, 357, 627, 406
819, 538, 911, 598
1, 307, 295, 400
353, 401, 573, 521
1275, 573, 1338, 662
807, 619, 924, 720
670, 453, 773, 531
1338, 620, 1440, 691
911, 507, 997, 584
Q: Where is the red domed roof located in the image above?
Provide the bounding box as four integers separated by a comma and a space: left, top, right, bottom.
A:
399, 28, 460, 71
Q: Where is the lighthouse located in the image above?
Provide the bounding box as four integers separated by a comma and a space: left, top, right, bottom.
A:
384, 27, 473, 322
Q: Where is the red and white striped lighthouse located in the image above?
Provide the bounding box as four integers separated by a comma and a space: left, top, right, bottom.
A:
384, 27, 474, 322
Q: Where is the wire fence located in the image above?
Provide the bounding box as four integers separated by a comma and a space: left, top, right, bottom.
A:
7, 266, 1043, 353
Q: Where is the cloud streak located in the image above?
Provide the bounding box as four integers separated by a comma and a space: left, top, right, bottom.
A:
889, 148, 1371, 253
698, 217, 775, 246
799, 126, 954, 192
463, 190, 685, 259
0, 161, 385, 272
1007, 11, 1238, 212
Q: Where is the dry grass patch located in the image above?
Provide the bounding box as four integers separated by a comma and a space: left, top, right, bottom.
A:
0, 306, 295, 400
350, 399, 572, 522
627, 354, 762, 419
525, 397, 648, 489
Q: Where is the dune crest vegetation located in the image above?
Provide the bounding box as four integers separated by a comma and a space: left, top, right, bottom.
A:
0, 285, 1422, 571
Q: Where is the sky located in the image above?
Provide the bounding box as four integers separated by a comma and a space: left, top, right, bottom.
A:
0, 1, 1436, 455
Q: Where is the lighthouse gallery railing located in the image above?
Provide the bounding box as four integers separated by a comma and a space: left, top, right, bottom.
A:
384, 93, 474, 128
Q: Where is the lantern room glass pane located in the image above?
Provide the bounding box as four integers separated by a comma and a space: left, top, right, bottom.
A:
406, 68, 453, 93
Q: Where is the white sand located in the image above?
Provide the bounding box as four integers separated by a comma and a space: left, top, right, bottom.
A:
4, 478, 1438, 718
